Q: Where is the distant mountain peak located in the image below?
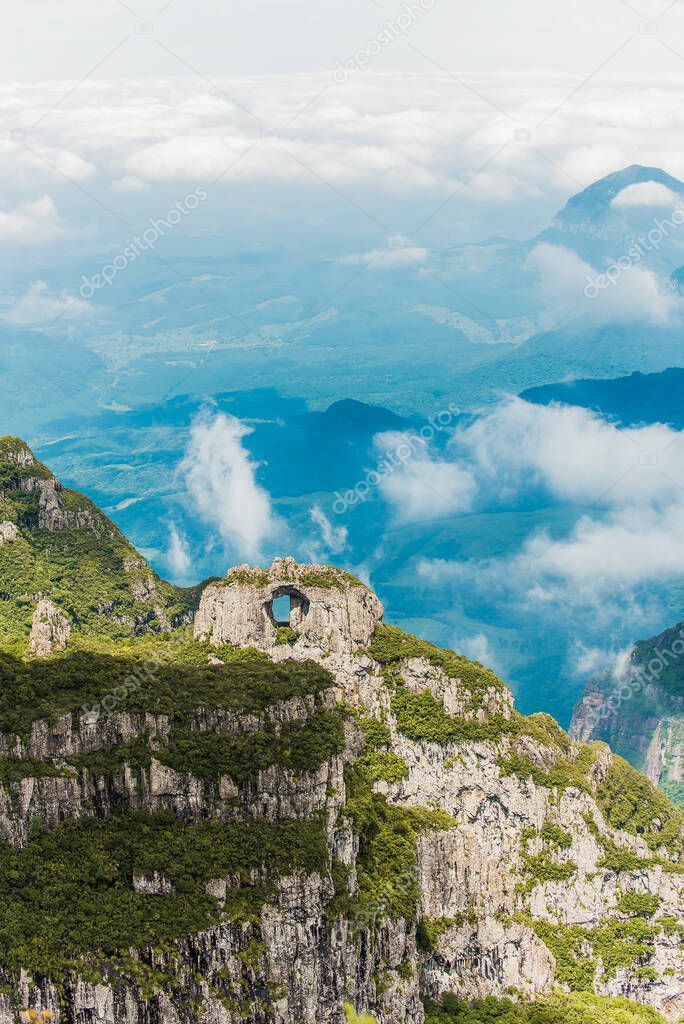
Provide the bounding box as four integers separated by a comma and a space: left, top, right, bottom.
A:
538, 164, 684, 251
562, 164, 684, 212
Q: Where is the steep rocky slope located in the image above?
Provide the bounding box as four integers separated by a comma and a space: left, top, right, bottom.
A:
571, 620, 684, 811
0, 436, 205, 650
0, 446, 681, 1023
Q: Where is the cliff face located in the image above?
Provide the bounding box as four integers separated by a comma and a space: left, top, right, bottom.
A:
571, 620, 684, 811
0, 556, 679, 1024
0, 444, 682, 1024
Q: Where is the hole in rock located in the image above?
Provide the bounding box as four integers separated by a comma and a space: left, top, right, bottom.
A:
271, 594, 292, 626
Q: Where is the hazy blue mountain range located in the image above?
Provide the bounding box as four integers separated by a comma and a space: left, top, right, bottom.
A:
522, 367, 684, 429
3, 165, 684, 438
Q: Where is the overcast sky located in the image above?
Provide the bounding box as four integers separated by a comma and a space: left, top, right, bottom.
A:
4, 0, 684, 81
1, 0, 684, 260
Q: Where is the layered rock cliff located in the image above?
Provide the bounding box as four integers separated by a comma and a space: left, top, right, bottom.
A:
571, 619, 684, 811
0, 444, 682, 1024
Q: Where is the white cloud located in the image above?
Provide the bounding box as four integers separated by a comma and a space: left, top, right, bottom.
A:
338, 247, 428, 270
521, 505, 684, 590
2, 74, 684, 214
374, 430, 477, 525
415, 398, 684, 606
527, 242, 679, 326
612, 181, 681, 208
2, 281, 91, 323
454, 632, 502, 674
310, 505, 348, 553
166, 524, 192, 580
571, 642, 633, 679
179, 410, 278, 560
0, 195, 65, 243
111, 175, 150, 193
454, 396, 684, 509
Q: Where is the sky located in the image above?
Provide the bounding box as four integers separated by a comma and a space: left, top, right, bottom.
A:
4, 0, 684, 81
3, 0, 684, 261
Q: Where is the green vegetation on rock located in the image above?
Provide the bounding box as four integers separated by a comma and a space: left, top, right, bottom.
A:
596, 755, 684, 857
70, 708, 346, 785
0, 437, 204, 647
517, 823, 576, 891
498, 748, 596, 797
390, 685, 505, 744
424, 992, 668, 1024
369, 625, 505, 701
275, 625, 301, 646
300, 568, 368, 590
616, 893, 660, 918
157, 708, 346, 782
0, 808, 327, 980
356, 750, 409, 784
336, 760, 455, 924
416, 916, 457, 953
0, 631, 334, 736
531, 917, 663, 990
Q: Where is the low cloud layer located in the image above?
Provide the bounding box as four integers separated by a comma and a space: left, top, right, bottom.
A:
527, 242, 680, 326
310, 505, 348, 554
612, 181, 681, 208
338, 247, 429, 270
394, 398, 684, 633
165, 523, 192, 581
2, 281, 91, 323
179, 410, 278, 560
0, 196, 65, 244
455, 397, 684, 509
5, 74, 684, 230
374, 429, 477, 525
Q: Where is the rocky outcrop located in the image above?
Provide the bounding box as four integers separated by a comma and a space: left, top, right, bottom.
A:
28, 599, 71, 656
0, 437, 203, 644
195, 557, 383, 656
0, 522, 17, 544
571, 620, 684, 808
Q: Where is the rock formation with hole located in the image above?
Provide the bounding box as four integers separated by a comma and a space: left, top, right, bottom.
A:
194, 557, 383, 657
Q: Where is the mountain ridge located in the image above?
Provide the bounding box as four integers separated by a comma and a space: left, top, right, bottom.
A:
0, 435, 205, 651
520, 367, 684, 429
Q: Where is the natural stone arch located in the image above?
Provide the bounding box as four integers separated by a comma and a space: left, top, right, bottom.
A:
194, 558, 384, 655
